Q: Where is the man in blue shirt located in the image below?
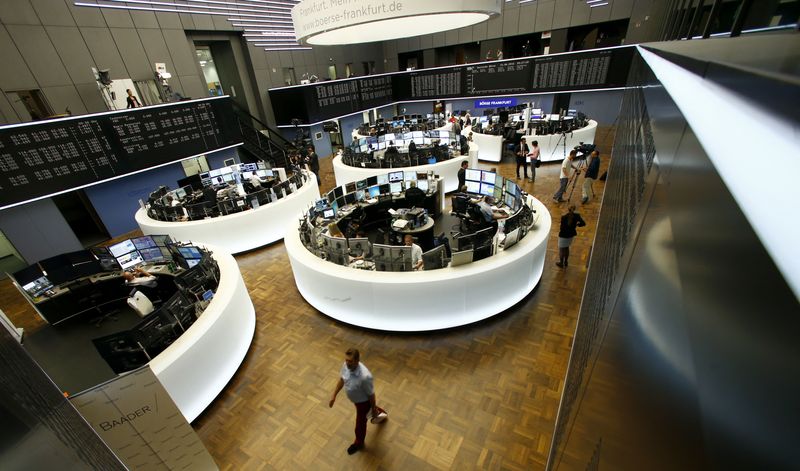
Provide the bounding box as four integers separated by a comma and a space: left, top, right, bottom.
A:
329, 348, 387, 454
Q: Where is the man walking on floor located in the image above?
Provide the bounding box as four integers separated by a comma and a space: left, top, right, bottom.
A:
329, 348, 387, 455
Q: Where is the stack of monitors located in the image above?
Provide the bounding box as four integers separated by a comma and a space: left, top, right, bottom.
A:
177, 246, 203, 268
109, 239, 143, 270
13, 265, 53, 298
464, 168, 521, 211
132, 236, 171, 264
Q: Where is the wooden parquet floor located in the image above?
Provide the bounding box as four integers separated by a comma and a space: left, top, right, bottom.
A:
0, 127, 615, 470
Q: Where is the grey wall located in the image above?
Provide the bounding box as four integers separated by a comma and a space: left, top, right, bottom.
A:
0, 199, 82, 264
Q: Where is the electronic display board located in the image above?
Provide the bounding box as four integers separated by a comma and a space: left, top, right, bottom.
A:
0, 96, 241, 210
267, 46, 636, 125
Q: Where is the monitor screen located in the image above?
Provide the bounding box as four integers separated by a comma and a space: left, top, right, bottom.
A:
151, 234, 173, 246
242, 171, 253, 179
219, 166, 233, 175
368, 185, 380, 198
505, 180, 515, 194
131, 236, 157, 250
388, 171, 403, 183
327, 192, 335, 203
495, 175, 504, 188
465, 169, 482, 181
13, 264, 45, 286
22, 276, 53, 297
323, 208, 335, 218
376, 173, 389, 185
390, 182, 402, 194
356, 179, 368, 190
334, 186, 344, 198
479, 182, 494, 196
493, 185, 503, 201
178, 246, 202, 260
109, 239, 136, 258
345, 182, 356, 194
355, 190, 365, 201
439, 130, 449, 138
174, 188, 186, 199
222, 173, 234, 183
344, 193, 356, 205
417, 179, 429, 192
404, 171, 416, 181
379, 183, 390, 194
116, 251, 143, 270
186, 259, 201, 268
212, 176, 224, 186
140, 247, 166, 263
505, 193, 515, 209
466, 180, 481, 194
481, 171, 495, 183
414, 138, 425, 145
208, 169, 222, 178
384, 133, 395, 142
331, 200, 339, 215
377, 134, 386, 143
366, 176, 378, 186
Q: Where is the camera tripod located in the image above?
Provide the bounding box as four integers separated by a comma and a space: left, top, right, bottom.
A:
565, 157, 588, 203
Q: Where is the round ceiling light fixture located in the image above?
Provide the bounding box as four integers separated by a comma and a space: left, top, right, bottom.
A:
292, 0, 501, 46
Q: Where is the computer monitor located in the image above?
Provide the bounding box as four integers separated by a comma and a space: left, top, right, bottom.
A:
417, 172, 428, 180
178, 246, 203, 260
390, 246, 412, 271
242, 171, 253, 179
344, 193, 356, 205
331, 200, 339, 215
174, 187, 186, 200
479, 182, 494, 196
219, 166, 233, 175
356, 179, 368, 190
323, 208, 335, 219
334, 196, 345, 209
473, 226, 495, 248
404, 171, 416, 181
372, 244, 392, 262
109, 239, 137, 258
348, 238, 371, 259
354, 190, 365, 202
345, 182, 356, 194
378, 183, 390, 195
422, 245, 447, 270
481, 171, 495, 184
116, 251, 144, 270
417, 179, 429, 192
139, 247, 167, 263
505, 180, 515, 194
222, 173, 235, 183
390, 182, 402, 194
503, 228, 520, 249
505, 193, 516, 209
131, 236, 157, 251
327, 192, 336, 203
473, 244, 493, 262
384, 133, 395, 142
466, 180, 480, 194
186, 259, 201, 268
495, 175, 504, 188
93, 331, 149, 375
224, 158, 236, 167
493, 185, 503, 201
134, 310, 181, 358
334, 186, 344, 198
465, 169, 482, 181
366, 176, 378, 186
327, 236, 347, 254
151, 234, 173, 247
368, 185, 380, 198
450, 249, 474, 267
388, 171, 403, 183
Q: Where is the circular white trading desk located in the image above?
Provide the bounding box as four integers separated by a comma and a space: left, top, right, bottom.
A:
286, 196, 551, 332
150, 244, 255, 422
332, 152, 476, 194
534, 120, 598, 162
136, 171, 320, 254
351, 121, 453, 142
462, 120, 598, 163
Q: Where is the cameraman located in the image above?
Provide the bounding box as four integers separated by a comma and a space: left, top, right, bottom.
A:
553, 150, 580, 203
582, 150, 600, 204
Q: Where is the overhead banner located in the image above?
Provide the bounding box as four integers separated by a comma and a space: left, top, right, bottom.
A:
474, 98, 518, 108
70, 366, 217, 470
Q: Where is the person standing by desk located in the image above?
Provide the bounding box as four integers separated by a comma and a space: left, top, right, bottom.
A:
457, 160, 469, 190
126, 89, 141, 108
527, 140, 541, 182
306, 146, 320, 186
556, 205, 586, 268
515, 138, 530, 180
404, 235, 423, 271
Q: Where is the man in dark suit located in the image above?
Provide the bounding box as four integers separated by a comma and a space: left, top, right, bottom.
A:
457, 160, 469, 192
306, 146, 320, 186
514, 137, 530, 180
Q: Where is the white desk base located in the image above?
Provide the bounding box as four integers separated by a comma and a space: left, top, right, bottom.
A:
286, 197, 551, 332
136, 170, 320, 254
149, 244, 255, 422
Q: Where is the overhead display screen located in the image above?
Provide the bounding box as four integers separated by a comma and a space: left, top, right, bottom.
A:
268, 46, 636, 125
0, 96, 241, 210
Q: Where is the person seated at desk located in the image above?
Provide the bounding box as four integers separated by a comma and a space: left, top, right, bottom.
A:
123, 267, 157, 288
404, 234, 424, 271
475, 196, 509, 223
408, 140, 417, 155
404, 181, 427, 207
248, 173, 266, 190
165, 194, 180, 207
216, 182, 239, 200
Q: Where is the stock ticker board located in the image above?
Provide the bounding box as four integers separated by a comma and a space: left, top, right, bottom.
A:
0, 96, 241, 210
269, 46, 635, 125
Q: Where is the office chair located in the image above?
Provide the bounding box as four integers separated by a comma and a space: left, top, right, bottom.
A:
450, 196, 472, 232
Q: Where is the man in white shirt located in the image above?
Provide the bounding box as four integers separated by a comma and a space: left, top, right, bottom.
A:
553, 150, 580, 203
403, 234, 423, 270
329, 348, 387, 455
122, 267, 157, 288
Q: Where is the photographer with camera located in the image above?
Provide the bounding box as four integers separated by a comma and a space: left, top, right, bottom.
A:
553, 150, 580, 203
582, 150, 601, 204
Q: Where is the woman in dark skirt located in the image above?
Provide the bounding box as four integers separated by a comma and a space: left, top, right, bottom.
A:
556, 205, 586, 268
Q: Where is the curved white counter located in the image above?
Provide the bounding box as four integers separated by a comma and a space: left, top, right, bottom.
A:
150, 244, 255, 422
136, 171, 320, 254
286, 196, 551, 331
462, 120, 598, 163
332, 153, 476, 194
533, 119, 598, 162
351, 121, 453, 142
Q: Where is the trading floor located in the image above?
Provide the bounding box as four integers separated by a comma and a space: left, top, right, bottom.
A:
0, 128, 613, 470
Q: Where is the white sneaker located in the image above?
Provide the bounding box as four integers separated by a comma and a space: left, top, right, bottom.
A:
370, 411, 388, 424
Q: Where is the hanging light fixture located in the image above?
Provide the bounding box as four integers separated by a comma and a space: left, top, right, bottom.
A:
292, 0, 501, 45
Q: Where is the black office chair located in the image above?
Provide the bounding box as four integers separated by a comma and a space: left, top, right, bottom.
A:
450, 196, 472, 231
